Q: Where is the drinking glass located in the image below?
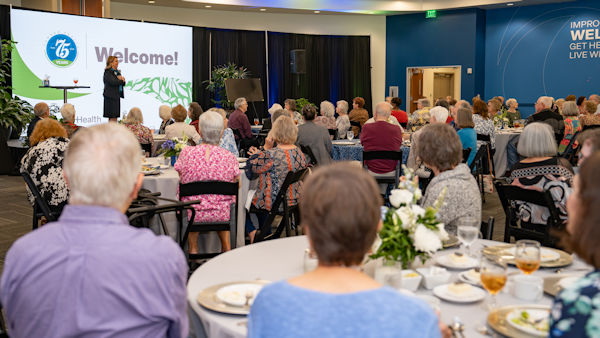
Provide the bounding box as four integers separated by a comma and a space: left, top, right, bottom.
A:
457, 217, 480, 257
73, 77, 78, 85
303, 248, 318, 273
515, 239, 541, 275
480, 257, 507, 309
253, 118, 259, 126
347, 131, 354, 141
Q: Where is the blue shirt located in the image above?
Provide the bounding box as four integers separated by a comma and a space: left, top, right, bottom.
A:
457, 128, 477, 166
1, 205, 189, 338
248, 280, 440, 338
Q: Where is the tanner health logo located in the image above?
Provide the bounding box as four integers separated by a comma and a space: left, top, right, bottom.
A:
46, 34, 77, 67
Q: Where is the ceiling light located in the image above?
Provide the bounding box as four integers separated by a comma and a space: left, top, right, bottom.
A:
204, 5, 211, 7
314, 10, 320, 14
506, 3, 514, 5
260, 8, 266, 11
148, 1, 155, 3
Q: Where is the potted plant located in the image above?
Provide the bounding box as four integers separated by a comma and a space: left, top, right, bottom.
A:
204, 63, 249, 110
0, 40, 34, 140
295, 98, 316, 112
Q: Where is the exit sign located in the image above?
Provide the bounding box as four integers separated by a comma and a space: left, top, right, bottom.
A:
426, 10, 437, 18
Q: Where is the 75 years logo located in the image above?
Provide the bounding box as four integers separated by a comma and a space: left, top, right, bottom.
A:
46, 34, 77, 67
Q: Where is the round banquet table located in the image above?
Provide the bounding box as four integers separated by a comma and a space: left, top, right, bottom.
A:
187, 236, 591, 338
493, 128, 522, 177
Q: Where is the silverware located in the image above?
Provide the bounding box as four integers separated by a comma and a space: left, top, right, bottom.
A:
245, 291, 253, 307
554, 267, 592, 274
451, 317, 465, 338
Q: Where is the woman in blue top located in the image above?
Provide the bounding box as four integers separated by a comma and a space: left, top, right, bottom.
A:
248, 163, 448, 338
456, 108, 477, 166
550, 153, 600, 337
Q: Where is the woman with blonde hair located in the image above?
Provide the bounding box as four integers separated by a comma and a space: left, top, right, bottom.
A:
165, 104, 201, 145
103, 56, 126, 123
124, 107, 153, 148
20, 119, 70, 214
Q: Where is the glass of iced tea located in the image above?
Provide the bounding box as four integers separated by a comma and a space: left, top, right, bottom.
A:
513, 121, 520, 128
515, 240, 541, 275
254, 118, 259, 125
480, 257, 507, 309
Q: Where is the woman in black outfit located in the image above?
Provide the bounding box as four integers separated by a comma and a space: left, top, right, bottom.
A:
103, 56, 126, 122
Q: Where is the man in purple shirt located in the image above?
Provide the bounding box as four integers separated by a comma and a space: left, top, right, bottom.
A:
360, 101, 403, 174
229, 97, 253, 140
1, 124, 188, 338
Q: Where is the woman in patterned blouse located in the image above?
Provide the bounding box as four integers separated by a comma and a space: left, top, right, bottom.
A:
245, 115, 309, 242
550, 152, 600, 338
124, 107, 153, 148
20, 119, 70, 214
472, 99, 496, 149
175, 111, 240, 253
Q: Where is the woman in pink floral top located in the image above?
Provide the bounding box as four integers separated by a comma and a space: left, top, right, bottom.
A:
124, 107, 153, 145
175, 110, 240, 253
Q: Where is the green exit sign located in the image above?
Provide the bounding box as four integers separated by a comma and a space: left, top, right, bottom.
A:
426, 10, 437, 18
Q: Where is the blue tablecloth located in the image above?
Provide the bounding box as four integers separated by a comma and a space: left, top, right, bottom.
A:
331, 143, 410, 164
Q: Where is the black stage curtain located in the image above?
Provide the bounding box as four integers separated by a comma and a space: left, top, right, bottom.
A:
210, 28, 267, 121
268, 32, 372, 116
0, 5, 11, 92
192, 27, 211, 111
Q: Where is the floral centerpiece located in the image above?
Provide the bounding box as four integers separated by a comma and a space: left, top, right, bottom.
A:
493, 110, 511, 128
371, 166, 448, 269
159, 135, 188, 165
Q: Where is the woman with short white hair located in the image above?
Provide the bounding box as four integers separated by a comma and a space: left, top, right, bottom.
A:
335, 100, 351, 139
60, 103, 82, 138
314, 101, 336, 130
505, 98, 521, 123
207, 107, 238, 155
158, 105, 174, 134
175, 110, 241, 254
509, 122, 573, 224
124, 107, 153, 146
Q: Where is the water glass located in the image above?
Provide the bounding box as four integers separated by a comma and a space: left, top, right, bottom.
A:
457, 217, 480, 257
374, 261, 402, 290
347, 131, 354, 140
480, 257, 507, 309
515, 240, 541, 275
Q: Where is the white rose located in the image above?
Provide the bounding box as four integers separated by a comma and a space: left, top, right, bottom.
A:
411, 204, 425, 218
395, 206, 414, 229
389, 189, 413, 208
413, 224, 443, 253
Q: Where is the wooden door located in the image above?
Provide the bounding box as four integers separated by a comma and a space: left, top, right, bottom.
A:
409, 70, 423, 114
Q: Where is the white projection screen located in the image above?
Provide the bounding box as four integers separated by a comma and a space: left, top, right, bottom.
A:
11, 8, 193, 130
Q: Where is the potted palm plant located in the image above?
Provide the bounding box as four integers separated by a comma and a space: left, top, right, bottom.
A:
204, 63, 249, 110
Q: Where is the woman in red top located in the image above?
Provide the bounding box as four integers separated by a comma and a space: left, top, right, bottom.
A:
390, 97, 408, 129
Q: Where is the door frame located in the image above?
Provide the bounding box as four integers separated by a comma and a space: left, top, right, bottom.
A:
405, 65, 462, 113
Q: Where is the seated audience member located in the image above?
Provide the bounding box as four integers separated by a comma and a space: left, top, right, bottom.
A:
589, 94, 600, 114
505, 98, 521, 123
390, 97, 408, 128
527, 96, 564, 142
297, 105, 332, 165
555, 98, 565, 115
416, 123, 481, 235
248, 163, 446, 338
207, 108, 238, 155
158, 104, 174, 134
576, 129, 600, 166
229, 97, 258, 150
20, 119, 70, 214
27, 102, 50, 140
406, 106, 449, 174
365, 103, 402, 129
284, 98, 303, 125
60, 103, 83, 138
360, 102, 403, 176
577, 96, 587, 114
335, 100, 351, 139
262, 103, 283, 131
245, 116, 308, 242
314, 100, 337, 130
124, 107, 153, 149
488, 98, 502, 118
349, 97, 369, 137
411, 98, 431, 127
188, 102, 204, 133
435, 99, 450, 111
550, 152, 600, 338
558, 101, 582, 155
456, 108, 477, 166
508, 123, 573, 224
175, 111, 240, 253
473, 99, 496, 149
579, 101, 600, 127
2, 123, 188, 337
565, 94, 576, 102
165, 104, 201, 145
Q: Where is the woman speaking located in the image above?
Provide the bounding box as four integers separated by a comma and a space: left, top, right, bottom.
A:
103, 56, 126, 122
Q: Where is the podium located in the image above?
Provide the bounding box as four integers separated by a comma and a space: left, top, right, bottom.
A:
38, 85, 91, 103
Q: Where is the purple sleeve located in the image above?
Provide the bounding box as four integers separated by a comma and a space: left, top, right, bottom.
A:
240, 115, 253, 139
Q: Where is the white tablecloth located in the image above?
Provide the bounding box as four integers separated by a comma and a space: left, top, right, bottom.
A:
141, 157, 249, 250
187, 236, 590, 338
494, 130, 522, 177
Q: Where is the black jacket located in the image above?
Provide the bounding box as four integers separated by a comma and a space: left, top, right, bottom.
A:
103, 68, 125, 99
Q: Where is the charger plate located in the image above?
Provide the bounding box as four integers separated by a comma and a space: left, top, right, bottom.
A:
487, 304, 550, 338
482, 244, 572, 268
196, 280, 270, 315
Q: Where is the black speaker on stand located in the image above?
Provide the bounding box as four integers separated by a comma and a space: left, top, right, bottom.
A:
290, 49, 306, 91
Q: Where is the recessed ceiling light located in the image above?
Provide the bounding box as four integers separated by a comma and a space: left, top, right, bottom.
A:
506, 3, 514, 5
148, 1, 155, 3
259, 8, 266, 11
204, 5, 211, 7
314, 10, 320, 13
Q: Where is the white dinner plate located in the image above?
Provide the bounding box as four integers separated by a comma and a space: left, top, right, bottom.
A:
435, 253, 479, 269
501, 247, 560, 262
237, 157, 248, 163
557, 276, 580, 290
215, 283, 264, 307
332, 140, 357, 145
458, 269, 481, 286
506, 308, 550, 337
432, 283, 486, 303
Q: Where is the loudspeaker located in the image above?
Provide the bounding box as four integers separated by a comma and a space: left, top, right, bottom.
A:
290, 49, 306, 74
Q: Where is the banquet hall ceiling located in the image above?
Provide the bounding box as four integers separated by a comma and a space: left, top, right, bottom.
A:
113, 0, 574, 15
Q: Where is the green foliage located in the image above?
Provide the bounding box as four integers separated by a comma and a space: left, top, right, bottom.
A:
295, 98, 316, 112
0, 40, 34, 131
204, 63, 249, 110
125, 77, 192, 106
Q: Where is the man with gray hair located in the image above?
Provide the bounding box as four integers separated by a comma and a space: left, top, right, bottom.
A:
27, 102, 50, 139
229, 97, 253, 141
411, 98, 431, 127
1, 123, 188, 338
360, 102, 403, 175
527, 96, 564, 141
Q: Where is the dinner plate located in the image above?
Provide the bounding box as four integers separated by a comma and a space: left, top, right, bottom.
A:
488, 305, 550, 338
483, 244, 573, 268
506, 308, 550, 337
196, 280, 271, 315
442, 235, 460, 248
432, 283, 486, 303
500, 247, 560, 262
458, 269, 481, 285
557, 276, 580, 290
332, 140, 358, 145
435, 253, 479, 269
215, 283, 264, 307
543, 273, 588, 296
237, 157, 248, 163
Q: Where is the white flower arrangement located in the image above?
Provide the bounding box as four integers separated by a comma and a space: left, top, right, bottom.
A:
371, 166, 448, 269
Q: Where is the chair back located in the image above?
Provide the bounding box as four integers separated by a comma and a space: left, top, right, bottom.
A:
582, 124, 600, 132
462, 148, 471, 164
350, 121, 362, 136
480, 216, 495, 240
476, 133, 491, 142
362, 150, 403, 187
328, 128, 338, 140
299, 144, 317, 166
140, 143, 152, 155
494, 180, 563, 247
21, 171, 58, 229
